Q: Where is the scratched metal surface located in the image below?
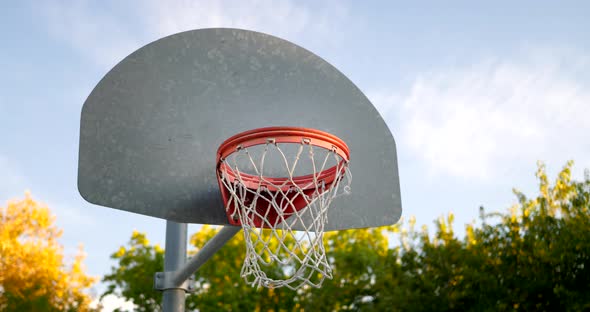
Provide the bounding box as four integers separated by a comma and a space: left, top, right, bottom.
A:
78, 28, 401, 230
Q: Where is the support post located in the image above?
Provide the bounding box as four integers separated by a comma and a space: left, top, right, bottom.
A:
157, 223, 240, 312
162, 221, 187, 312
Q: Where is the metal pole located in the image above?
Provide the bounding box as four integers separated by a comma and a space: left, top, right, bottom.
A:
172, 226, 241, 286
162, 221, 187, 312
159, 224, 240, 311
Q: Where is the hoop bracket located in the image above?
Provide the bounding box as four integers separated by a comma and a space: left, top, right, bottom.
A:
154, 272, 195, 293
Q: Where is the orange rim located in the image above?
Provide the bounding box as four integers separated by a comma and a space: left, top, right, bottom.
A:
217, 127, 350, 162
216, 127, 350, 191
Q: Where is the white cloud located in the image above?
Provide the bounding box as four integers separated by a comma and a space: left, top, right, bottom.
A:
34, 0, 350, 69
371, 49, 590, 180
36, 1, 142, 69
91, 294, 135, 312
145, 0, 313, 38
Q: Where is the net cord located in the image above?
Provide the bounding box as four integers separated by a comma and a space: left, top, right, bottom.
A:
218, 140, 351, 289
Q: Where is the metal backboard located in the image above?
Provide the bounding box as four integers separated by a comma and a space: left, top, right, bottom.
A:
78, 28, 401, 230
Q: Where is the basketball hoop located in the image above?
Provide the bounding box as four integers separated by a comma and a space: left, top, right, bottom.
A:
216, 127, 351, 289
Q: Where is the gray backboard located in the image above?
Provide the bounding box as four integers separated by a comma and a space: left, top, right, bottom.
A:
78, 28, 401, 230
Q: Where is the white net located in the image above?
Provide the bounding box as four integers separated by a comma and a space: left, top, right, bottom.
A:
218, 139, 351, 290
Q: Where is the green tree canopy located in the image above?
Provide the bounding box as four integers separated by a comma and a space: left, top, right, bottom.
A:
103, 162, 590, 311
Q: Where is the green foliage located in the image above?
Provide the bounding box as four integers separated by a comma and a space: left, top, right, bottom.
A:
186, 226, 298, 311
370, 161, 590, 312
103, 162, 590, 311
102, 231, 164, 311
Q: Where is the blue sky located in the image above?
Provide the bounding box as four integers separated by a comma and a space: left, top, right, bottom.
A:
1, 0, 589, 308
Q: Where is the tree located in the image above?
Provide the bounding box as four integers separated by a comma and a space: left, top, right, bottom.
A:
372, 161, 590, 311
186, 226, 298, 312
102, 225, 389, 311
103, 162, 590, 311
102, 231, 164, 312
301, 225, 399, 311
102, 227, 302, 311
0, 193, 97, 311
